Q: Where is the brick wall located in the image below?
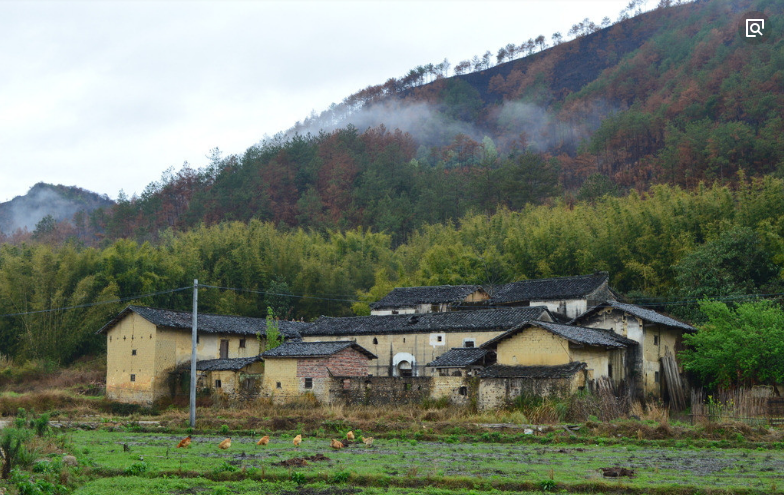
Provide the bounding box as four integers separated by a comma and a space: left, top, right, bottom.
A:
296, 347, 370, 378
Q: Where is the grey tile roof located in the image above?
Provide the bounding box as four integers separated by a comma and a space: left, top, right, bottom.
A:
426, 348, 494, 368
97, 305, 309, 339
479, 361, 587, 379
482, 320, 637, 349
370, 285, 486, 309
572, 301, 696, 332
196, 356, 262, 372
301, 307, 553, 337
261, 341, 377, 360
490, 272, 609, 304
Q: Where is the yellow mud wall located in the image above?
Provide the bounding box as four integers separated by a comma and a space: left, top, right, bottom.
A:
642, 325, 680, 395
105, 313, 158, 405
495, 327, 571, 366
262, 359, 300, 403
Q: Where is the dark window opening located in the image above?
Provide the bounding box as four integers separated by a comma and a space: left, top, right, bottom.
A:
130, 374, 136, 382
373, 338, 378, 345
458, 386, 467, 396
437, 335, 443, 342
403, 337, 406, 343
654, 371, 660, 383
653, 335, 659, 346
131, 349, 137, 356
215, 379, 222, 388
276, 381, 282, 389
220, 339, 229, 359
304, 377, 313, 389
196, 335, 200, 343
239, 339, 246, 348
464, 340, 475, 348
608, 364, 613, 378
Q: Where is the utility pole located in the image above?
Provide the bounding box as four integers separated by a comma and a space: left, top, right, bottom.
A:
189, 279, 198, 428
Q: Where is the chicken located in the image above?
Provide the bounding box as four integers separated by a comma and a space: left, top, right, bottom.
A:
176, 436, 191, 448
256, 435, 270, 446
218, 437, 231, 450
293, 434, 302, 447
346, 431, 355, 441
330, 438, 344, 450
362, 436, 374, 447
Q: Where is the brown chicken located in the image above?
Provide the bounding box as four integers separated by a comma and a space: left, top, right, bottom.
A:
293, 434, 302, 447
330, 438, 344, 450
362, 436, 374, 447
176, 435, 191, 448
346, 431, 355, 441
218, 437, 231, 450
256, 435, 270, 446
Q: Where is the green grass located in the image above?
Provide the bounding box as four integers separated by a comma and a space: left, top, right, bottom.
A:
57, 429, 784, 494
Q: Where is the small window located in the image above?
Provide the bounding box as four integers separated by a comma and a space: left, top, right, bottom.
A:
655, 371, 660, 383
437, 335, 443, 342
653, 335, 659, 346
608, 364, 613, 378
215, 379, 222, 388
130, 374, 136, 382
463, 339, 475, 348
373, 338, 378, 345
132, 349, 137, 356
304, 378, 313, 389
276, 381, 282, 389
239, 339, 246, 348
403, 337, 406, 343
458, 386, 467, 396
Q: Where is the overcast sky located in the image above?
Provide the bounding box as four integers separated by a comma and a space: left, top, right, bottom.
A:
0, 0, 636, 202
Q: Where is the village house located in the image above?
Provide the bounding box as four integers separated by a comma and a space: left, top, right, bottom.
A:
299, 306, 555, 377
369, 285, 490, 315
260, 341, 376, 404
570, 301, 695, 399
475, 320, 637, 409
97, 305, 309, 405
426, 347, 496, 406
489, 272, 615, 319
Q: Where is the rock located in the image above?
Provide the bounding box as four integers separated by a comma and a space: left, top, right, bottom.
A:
524, 428, 534, 435
62, 455, 78, 467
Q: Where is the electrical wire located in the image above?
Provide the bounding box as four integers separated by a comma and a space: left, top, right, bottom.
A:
198, 284, 359, 303
0, 286, 193, 318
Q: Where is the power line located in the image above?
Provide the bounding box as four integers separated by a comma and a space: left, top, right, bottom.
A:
199, 284, 359, 303
0, 286, 193, 318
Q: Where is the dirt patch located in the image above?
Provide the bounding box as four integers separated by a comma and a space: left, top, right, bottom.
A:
601, 466, 635, 477
273, 454, 331, 467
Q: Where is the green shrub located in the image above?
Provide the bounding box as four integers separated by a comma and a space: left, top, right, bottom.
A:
123, 461, 148, 476
220, 424, 230, 435
331, 470, 350, 483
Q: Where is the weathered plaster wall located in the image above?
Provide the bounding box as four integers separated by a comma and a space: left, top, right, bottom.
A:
495, 327, 571, 366
332, 376, 431, 406
105, 313, 158, 404
478, 375, 579, 410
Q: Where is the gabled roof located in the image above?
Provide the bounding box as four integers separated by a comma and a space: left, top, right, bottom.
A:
261, 341, 377, 360
97, 305, 309, 339
482, 320, 636, 349
490, 272, 609, 304
571, 301, 696, 332
479, 362, 587, 379
370, 285, 486, 309
301, 307, 553, 337
426, 348, 495, 368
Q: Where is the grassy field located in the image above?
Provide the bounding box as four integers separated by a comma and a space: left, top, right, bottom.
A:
24, 426, 775, 495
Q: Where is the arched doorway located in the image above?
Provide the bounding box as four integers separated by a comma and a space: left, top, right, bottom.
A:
392, 352, 416, 377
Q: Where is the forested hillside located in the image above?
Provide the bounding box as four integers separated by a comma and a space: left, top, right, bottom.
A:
73, 0, 784, 244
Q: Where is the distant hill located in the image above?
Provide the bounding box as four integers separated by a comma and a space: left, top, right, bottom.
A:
0, 183, 114, 235
86, 0, 784, 243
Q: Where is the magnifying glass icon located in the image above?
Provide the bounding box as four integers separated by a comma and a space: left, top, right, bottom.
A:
747, 19, 764, 37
